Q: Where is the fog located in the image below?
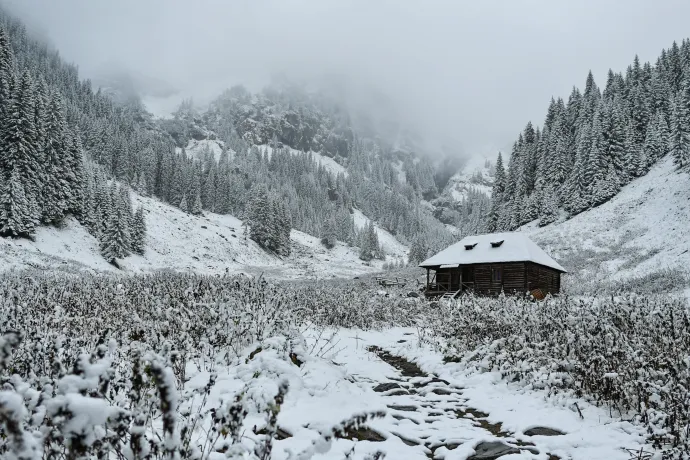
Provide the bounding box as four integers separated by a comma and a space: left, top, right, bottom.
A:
5, 0, 690, 155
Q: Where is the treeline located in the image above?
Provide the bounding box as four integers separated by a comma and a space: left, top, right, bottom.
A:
488, 40, 690, 231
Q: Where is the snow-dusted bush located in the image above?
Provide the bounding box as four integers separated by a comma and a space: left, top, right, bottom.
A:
0, 272, 397, 459
425, 294, 690, 459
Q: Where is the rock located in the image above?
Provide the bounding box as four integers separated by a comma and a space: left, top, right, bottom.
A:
429, 388, 453, 395
406, 291, 420, 298
524, 427, 566, 436
388, 405, 418, 412
373, 382, 403, 392
467, 441, 520, 460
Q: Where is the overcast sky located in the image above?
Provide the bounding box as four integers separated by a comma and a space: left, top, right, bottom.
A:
4, 0, 690, 156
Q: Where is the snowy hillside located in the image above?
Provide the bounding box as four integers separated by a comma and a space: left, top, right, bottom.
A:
352, 209, 409, 261
177, 138, 226, 162
0, 192, 408, 279
526, 155, 690, 286
443, 153, 494, 202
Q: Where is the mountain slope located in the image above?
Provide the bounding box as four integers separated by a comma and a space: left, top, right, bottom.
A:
526, 155, 689, 290
0, 189, 407, 279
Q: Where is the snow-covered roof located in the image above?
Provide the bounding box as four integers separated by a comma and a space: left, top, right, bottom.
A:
420, 232, 566, 272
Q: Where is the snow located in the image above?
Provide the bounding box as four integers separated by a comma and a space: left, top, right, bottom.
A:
445, 153, 494, 202
192, 327, 647, 459
352, 209, 409, 262
260, 144, 349, 177
527, 155, 690, 280
0, 192, 404, 279
177, 138, 225, 163
420, 232, 566, 272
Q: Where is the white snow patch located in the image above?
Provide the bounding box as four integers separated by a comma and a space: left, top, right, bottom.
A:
444, 153, 494, 202
259, 144, 348, 177
178, 139, 225, 163
0, 192, 401, 279
352, 209, 409, 262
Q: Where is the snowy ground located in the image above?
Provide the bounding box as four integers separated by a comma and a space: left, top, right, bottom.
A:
526, 155, 690, 281
215, 327, 648, 460
0, 192, 407, 279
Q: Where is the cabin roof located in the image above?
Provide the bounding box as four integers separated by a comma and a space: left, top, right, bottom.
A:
419, 232, 566, 273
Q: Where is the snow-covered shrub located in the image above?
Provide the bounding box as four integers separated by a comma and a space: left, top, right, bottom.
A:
0, 271, 399, 459
426, 294, 690, 459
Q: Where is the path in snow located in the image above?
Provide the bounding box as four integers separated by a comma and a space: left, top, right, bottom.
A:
363, 341, 563, 460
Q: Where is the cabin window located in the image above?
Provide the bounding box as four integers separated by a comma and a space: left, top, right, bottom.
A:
491, 267, 502, 282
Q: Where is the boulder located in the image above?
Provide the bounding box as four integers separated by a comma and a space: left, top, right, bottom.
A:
467, 441, 520, 460
524, 426, 566, 436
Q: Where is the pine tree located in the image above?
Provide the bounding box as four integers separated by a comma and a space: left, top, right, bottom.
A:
247, 185, 272, 249
407, 234, 428, 265
179, 193, 188, 213
0, 71, 41, 228
130, 207, 147, 255
486, 152, 505, 232
0, 167, 34, 238
41, 91, 70, 224
643, 112, 668, 166
538, 186, 559, 227
191, 190, 203, 215
592, 163, 620, 206
321, 215, 337, 249
670, 92, 690, 168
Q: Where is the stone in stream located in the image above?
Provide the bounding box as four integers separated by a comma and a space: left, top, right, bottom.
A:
467, 441, 520, 460
524, 426, 566, 436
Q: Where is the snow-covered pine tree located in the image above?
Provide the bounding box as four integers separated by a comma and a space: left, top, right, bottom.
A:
247, 184, 271, 249
0, 167, 34, 238
0, 71, 41, 230
179, 193, 188, 213
191, 190, 203, 216
321, 215, 337, 249
101, 184, 133, 263
130, 207, 147, 255
276, 199, 292, 256
643, 111, 668, 166
592, 163, 620, 206
670, 89, 690, 168
625, 119, 646, 177
407, 234, 429, 265
66, 130, 86, 218
41, 90, 69, 224
538, 185, 559, 227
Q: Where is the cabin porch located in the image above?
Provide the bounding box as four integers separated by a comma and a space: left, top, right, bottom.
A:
424, 265, 475, 298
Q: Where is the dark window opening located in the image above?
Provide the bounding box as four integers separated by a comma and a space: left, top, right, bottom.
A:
490, 240, 504, 248
464, 242, 478, 250
492, 267, 502, 282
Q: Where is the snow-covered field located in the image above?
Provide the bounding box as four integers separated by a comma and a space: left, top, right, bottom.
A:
0, 192, 404, 279
3, 272, 667, 459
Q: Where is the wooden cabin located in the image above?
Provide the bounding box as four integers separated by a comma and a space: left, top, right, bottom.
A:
419, 232, 566, 298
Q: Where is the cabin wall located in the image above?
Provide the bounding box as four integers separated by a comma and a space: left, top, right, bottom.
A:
474, 262, 526, 295
525, 262, 561, 294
